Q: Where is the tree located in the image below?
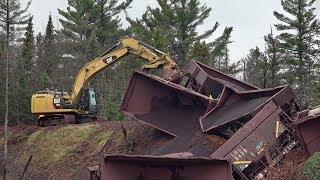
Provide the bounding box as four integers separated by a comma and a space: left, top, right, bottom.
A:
210, 27, 240, 75
189, 41, 211, 65
34, 15, 62, 89
242, 47, 268, 88
58, 0, 97, 43
95, 0, 132, 47
59, 0, 131, 47
0, 0, 31, 179
19, 16, 34, 119
274, 0, 320, 106
21, 17, 34, 72
127, 0, 221, 67
189, 27, 240, 76
264, 28, 284, 87
43, 14, 57, 85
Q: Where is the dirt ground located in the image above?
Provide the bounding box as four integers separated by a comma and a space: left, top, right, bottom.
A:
0, 121, 174, 180
0, 120, 308, 180
267, 147, 307, 180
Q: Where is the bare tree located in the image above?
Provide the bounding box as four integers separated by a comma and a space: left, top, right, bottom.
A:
0, 0, 31, 179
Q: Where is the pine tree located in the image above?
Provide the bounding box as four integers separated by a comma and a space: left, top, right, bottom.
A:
21, 17, 35, 72
210, 27, 239, 74
0, 0, 31, 178
127, 0, 221, 67
58, 0, 97, 43
274, 0, 320, 106
189, 41, 211, 65
189, 27, 240, 75
45, 14, 54, 46
264, 28, 284, 87
95, 0, 132, 46
35, 32, 43, 66
85, 30, 102, 60
242, 47, 268, 88
59, 0, 132, 60
42, 14, 57, 87
18, 17, 34, 119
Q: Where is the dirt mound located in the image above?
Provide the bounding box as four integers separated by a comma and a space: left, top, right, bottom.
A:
267, 147, 307, 180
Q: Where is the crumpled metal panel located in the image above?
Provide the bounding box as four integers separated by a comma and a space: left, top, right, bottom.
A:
101, 154, 232, 180
294, 109, 320, 157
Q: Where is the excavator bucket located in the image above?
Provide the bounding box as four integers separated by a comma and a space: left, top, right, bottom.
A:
99, 155, 233, 180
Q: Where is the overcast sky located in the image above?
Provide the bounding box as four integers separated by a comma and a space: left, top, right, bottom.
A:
27, 0, 320, 61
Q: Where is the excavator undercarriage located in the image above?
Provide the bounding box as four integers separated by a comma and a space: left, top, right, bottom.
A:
37, 114, 99, 127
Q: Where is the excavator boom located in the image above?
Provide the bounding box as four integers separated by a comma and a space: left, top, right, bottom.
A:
70, 37, 179, 104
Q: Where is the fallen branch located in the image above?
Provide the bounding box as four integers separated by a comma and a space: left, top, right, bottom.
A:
19, 155, 33, 180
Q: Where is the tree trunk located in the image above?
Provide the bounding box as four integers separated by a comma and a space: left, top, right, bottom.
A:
263, 59, 268, 88
270, 36, 277, 88
243, 60, 247, 82
3, 0, 10, 179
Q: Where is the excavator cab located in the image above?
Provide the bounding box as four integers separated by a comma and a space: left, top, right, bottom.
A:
80, 88, 98, 114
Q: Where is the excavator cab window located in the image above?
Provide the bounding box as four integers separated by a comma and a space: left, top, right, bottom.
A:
88, 89, 98, 114
80, 88, 98, 114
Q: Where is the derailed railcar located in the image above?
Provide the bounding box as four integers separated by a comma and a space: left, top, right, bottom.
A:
211, 100, 297, 179
99, 155, 232, 180
294, 108, 320, 157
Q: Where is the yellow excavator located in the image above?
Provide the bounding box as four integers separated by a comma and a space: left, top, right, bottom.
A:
31, 37, 181, 126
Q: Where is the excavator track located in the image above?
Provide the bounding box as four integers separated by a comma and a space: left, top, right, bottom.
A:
37, 114, 75, 127
37, 114, 98, 127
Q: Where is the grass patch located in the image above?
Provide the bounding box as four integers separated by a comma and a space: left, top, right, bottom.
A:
302, 153, 320, 180
27, 124, 113, 166
104, 102, 126, 121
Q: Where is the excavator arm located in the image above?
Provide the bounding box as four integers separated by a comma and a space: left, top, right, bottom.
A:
70, 37, 181, 104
